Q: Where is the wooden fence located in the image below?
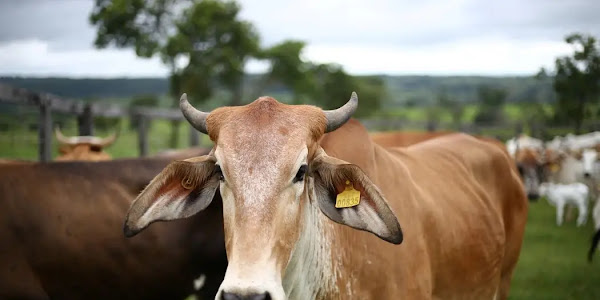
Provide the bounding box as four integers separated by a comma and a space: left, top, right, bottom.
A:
0, 83, 591, 162
0, 83, 193, 162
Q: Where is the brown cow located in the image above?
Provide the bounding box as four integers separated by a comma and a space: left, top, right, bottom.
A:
55, 127, 117, 161
0, 157, 226, 300
370, 130, 454, 147
123, 93, 528, 300
371, 130, 508, 154
0, 158, 31, 164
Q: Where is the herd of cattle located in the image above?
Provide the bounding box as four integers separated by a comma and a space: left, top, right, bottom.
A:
2, 91, 589, 299
506, 132, 600, 262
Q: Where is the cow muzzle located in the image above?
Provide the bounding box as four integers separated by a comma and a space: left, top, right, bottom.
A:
216, 266, 286, 300
221, 292, 271, 300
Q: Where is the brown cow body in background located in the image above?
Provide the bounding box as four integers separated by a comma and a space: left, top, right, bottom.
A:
370, 130, 454, 147
371, 130, 509, 155
0, 158, 226, 300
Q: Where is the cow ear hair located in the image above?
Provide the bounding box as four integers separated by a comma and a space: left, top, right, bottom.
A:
123, 156, 219, 237
309, 149, 402, 244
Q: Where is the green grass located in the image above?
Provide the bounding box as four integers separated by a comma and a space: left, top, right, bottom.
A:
509, 200, 600, 300
0, 119, 214, 160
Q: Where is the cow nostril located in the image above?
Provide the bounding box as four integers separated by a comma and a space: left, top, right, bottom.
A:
585, 172, 591, 178
250, 292, 271, 300
221, 292, 271, 300
222, 292, 241, 300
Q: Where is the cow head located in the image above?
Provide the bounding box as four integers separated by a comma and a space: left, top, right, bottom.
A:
55, 127, 117, 161
582, 148, 598, 178
515, 147, 545, 200
123, 93, 402, 300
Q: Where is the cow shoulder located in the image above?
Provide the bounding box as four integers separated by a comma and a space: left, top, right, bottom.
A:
318, 119, 377, 175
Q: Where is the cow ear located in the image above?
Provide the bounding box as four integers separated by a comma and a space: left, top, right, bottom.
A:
123, 156, 219, 237
309, 151, 402, 244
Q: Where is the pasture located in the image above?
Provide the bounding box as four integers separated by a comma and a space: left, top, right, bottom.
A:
510, 200, 600, 300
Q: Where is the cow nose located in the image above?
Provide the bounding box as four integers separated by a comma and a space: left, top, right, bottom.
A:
221, 292, 271, 300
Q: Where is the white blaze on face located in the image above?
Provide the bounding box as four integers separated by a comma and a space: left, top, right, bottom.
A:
215, 146, 310, 300
283, 176, 337, 299
582, 149, 598, 177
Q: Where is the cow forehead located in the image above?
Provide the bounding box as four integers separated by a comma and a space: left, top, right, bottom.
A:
516, 148, 541, 165
210, 97, 324, 165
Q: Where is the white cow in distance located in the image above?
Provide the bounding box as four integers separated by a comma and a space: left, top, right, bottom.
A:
582, 148, 600, 179
561, 131, 600, 152
506, 134, 544, 158
539, 182, 589, 227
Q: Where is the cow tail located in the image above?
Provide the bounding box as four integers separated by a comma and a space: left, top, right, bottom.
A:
588, 228, 600, 262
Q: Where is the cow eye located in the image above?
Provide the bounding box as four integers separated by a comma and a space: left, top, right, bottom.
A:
294, 165, 307, 183
214, 165, 224, 181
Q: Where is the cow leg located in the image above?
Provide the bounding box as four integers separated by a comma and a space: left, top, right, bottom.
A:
565, 204, 575, 222
577, 202, 588, 227
556, 202, 564, 226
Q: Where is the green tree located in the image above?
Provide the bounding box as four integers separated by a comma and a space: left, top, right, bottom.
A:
163, 0, 259, 105
90, 0, 185, 58
90, 0, 260, 146
253, 40, 314, 103
435, 91, 464, 127
308, 64, 384, 117
542, 33, 600, 133
473, 85, 507, 125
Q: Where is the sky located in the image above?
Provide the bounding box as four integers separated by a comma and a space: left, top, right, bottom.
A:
0, 0, 598, 77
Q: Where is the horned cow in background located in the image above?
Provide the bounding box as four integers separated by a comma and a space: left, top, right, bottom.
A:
55, 127, 118, 161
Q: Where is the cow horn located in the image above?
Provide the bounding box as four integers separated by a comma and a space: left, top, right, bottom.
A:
180, 93, 209, 134
55, 127, 73, 145
99, 129, 119, 147
323, 92, 358, 133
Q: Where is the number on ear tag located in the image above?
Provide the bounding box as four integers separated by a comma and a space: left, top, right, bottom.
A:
335, 180, 361, 208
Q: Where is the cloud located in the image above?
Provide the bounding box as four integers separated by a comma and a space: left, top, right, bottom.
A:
0, 0, 598, 77
0, 0, 96, 50
0, 39, 167, 77
303, 38, 572, 75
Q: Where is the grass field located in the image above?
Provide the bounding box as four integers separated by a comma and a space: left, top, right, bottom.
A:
509, 200, 600, 300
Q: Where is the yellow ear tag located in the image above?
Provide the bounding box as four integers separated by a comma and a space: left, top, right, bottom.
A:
335, 180, 361, 208
550, 164, 559, 172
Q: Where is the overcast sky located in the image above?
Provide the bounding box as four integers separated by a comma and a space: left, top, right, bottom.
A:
0, 0, 598, 77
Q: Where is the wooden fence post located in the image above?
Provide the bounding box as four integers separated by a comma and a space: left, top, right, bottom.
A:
78, 103, 94, 136
38, 97, 52, 162
138, 116, 149, 157
189, 127, 199, 146
514, 123, 523, 136
426, 120, 437, 132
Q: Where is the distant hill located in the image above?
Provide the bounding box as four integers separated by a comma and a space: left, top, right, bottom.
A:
0, 75, 555, 106
382, 75, 555, 106
0, 77, 169, 100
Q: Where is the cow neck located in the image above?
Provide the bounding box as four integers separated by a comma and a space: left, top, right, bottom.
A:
283, 179, 339, 299
553, 155, 582, 183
